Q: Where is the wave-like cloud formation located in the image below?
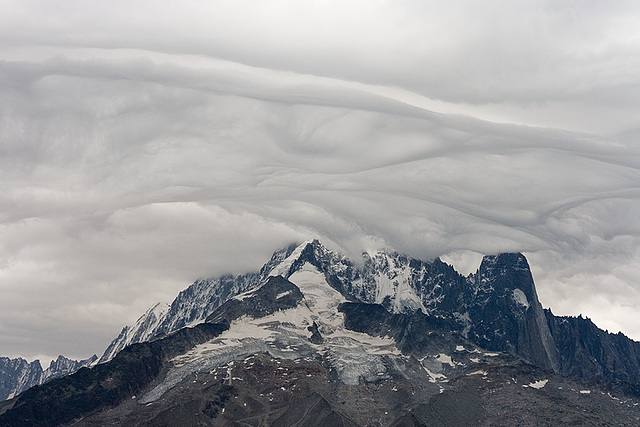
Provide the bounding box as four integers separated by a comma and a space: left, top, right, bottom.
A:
1, 1, 640, 362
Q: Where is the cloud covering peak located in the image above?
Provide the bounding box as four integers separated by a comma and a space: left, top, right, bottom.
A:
2, 0, 640, 362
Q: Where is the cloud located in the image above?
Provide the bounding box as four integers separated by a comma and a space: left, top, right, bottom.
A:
4, 0, 640, 134
1, 1, 640, 361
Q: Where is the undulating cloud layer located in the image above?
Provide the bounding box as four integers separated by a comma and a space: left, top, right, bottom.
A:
1, 0, 640, 362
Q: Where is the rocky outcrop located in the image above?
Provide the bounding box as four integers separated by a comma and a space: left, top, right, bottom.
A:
205, 275, 304, 324
466, 253, 559, 372
546, 310, 640, 383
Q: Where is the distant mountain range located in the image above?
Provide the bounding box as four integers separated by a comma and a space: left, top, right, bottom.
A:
1, 240, 640, 426
0, 355, 97, 401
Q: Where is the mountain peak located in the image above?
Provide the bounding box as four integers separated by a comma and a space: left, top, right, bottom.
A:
479, 252, 529, 270
470, 251, 559, 372
261, 240, 321, 278
475, 252, 534, 297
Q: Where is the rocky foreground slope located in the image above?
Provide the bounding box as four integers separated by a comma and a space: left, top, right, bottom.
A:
1, 240, 639, 426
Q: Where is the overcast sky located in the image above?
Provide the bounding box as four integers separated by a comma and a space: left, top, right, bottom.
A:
2, 0, 640, 364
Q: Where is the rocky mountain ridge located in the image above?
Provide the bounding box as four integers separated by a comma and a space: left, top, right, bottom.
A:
95, 239, 640, 384
0, 354, 97, 401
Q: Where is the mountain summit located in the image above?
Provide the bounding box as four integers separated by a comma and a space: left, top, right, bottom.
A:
2, 240, 640, 426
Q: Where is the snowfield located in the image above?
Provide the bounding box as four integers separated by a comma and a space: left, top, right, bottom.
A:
141, 262, 404, 403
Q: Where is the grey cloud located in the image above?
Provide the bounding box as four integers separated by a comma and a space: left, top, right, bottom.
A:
3, 2, 640, 108
1, 1, 640, 362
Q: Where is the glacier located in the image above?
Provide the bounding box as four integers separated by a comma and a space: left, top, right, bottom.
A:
141, 262, 405, 403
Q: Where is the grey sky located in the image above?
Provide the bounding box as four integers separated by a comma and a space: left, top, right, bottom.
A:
1, 0, 640, 363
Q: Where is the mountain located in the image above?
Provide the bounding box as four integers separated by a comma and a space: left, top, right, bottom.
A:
0, 354, 97, 401
2, 240, 640, 426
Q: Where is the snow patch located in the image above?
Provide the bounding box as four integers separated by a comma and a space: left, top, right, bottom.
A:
276, 290, 292, 299
524, 379, 548, 389
268, 241, 313, 278
512, 288, 529, 309
367, 252, 426, 314
423, 367, 447, 383
234, 289, 258, 301
436, 354, 455, 367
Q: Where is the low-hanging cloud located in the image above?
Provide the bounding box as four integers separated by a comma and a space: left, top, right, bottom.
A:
1, 0, 640, 362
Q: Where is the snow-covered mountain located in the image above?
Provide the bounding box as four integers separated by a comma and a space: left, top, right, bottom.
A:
3, 239, 640, 426
99, 240, 559, 372
0, 354, 97, 401
94, 240, 640, 385
98, 302, 170, 364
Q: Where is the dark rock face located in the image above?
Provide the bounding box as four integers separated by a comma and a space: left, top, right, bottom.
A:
339, 302, 464, 356
546, 311, 640, 383
63, 353, 437, 427
307, 321, 324, 344
408, 386, 487, 427
466, 253, 559, 372
205, 276, 304, 324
